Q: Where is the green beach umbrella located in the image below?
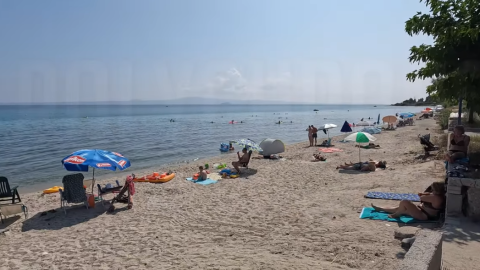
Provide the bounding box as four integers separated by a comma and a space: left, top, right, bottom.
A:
343, 132, 377, 162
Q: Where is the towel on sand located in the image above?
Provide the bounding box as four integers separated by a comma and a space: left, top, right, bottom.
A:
186, 177, 217, 185
318, 148, 343, 153
359, 207, 436, 224
365, 192, 420, 202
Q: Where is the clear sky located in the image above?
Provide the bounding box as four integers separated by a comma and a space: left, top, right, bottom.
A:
0, 0, 432, 104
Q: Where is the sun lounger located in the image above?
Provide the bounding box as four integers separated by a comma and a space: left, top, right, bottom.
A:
59, 173, 88, 214
0, 204, 28, 223
97, 180, 123, 206
0, 177, 21, 205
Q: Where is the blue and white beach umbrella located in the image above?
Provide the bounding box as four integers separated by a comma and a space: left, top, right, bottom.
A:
62, 149, 131, 172
233, 139, 263, 152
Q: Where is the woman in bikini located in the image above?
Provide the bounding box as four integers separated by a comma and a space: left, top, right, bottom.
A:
445, 125, 470, 163
371, 181, 445, 220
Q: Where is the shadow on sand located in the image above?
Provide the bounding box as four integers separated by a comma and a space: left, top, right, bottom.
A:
21, 203, 107, 232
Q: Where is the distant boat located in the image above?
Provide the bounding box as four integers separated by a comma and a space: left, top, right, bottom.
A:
373, 105, 377, 107
313, 109, 319, 111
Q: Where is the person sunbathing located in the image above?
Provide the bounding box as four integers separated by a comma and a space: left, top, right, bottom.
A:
371, 181, 445, 220
445, 125, 470, 163
232, 148, 250, 173
336, 160, 386, 171
198, 166, 208, 180
355, 143, 380, 149
313, 154, 326, 162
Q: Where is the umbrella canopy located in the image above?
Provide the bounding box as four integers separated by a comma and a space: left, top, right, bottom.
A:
319, 123, 337, 130
233, 139, 263, 152
340, 121, 352, 133
399, 112, 415, 118
343, 132, 377, 162
360, 127, 382, 134
382, 115, 397, 123
356, 121, 374, 126
344, 132, 377, 143
62, 149, 131, 172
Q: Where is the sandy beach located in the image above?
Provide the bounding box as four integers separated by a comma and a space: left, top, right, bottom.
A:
0, 118, 444, 270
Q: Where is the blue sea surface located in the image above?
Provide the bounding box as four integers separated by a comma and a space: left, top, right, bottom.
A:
0, 104, 420, 191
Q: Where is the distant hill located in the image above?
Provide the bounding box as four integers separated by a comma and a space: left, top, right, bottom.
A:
391, 96, 436, 107
1, 97, 311, 106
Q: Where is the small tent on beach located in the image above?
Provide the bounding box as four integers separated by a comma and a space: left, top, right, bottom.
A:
259, 139, 285, 156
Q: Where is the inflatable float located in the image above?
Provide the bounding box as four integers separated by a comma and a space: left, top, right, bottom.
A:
229, 121, 238, 124
133, 172, 176, 183
43, 186, 63, 194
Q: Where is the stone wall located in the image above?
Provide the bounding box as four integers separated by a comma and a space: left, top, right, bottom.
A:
396, 229, 443, 270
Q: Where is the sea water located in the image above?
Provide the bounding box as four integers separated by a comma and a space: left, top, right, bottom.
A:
0, 104, 419, 191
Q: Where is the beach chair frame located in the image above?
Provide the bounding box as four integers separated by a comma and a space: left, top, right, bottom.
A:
59, 173, 88, 214
97, 180, 123, 206
0, 177, 21, 205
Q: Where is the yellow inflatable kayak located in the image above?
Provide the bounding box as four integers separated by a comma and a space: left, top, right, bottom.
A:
43, 186, 63, 194
149, 173, 175, 183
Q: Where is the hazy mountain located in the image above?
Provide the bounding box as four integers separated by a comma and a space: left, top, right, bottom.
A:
1, 97, 311, 105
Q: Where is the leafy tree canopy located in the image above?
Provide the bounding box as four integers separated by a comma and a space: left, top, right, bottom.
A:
405, 0, 480, 82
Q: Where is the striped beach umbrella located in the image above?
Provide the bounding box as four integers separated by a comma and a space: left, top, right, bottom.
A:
343, 132, 377, 162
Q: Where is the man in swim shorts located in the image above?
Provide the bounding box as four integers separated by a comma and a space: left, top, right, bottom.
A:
311, 125, 318, 145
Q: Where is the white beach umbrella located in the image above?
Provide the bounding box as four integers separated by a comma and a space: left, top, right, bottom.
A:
319, 123, 337, 140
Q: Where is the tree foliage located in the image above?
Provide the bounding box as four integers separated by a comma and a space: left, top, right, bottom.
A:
406, 0, 480, 123
406, 0, 480, 81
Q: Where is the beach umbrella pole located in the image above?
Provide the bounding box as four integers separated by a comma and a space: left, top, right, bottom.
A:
359, 147, 361, 163
92, 168, 95, 194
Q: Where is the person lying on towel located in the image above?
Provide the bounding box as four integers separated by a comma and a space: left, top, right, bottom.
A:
336, 160, 386, 171
232, 148, 250, 173
313, 154, 326, 161
198, 166, 208, 180
355, 143, 380, 149
371, 181, 445, 220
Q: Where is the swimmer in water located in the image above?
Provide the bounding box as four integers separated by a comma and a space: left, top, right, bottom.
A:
240, 121, 243, 123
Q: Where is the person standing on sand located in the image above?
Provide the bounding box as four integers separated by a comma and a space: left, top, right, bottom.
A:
306, 126, 313, 146
311, 125, 318, 146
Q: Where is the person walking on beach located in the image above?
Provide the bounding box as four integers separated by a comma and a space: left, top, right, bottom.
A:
311, 125, 318, 146
306, 126, 313, 146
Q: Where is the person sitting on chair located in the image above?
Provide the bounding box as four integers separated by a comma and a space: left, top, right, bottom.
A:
232, 148, 250, 174
445, 125, 470, 163
371, 181, 445, 220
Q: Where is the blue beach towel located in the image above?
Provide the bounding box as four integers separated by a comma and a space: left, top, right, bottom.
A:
359, 207, 436, 224
186, 177, 217, 185
365, 192, 420, 202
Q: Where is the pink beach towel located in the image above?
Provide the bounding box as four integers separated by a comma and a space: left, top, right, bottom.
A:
318, 148, 343, 153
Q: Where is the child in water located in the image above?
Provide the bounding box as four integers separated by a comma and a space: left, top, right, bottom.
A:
229, 143, 235, 151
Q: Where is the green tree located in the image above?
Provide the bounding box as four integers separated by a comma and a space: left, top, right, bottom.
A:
405, 0, 480, 123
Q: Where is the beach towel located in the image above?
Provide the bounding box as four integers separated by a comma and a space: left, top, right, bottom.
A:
318, 148, 343, 153
359, 207, 436, 224
186, 177, 217, 185
365, 192, 420, 202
